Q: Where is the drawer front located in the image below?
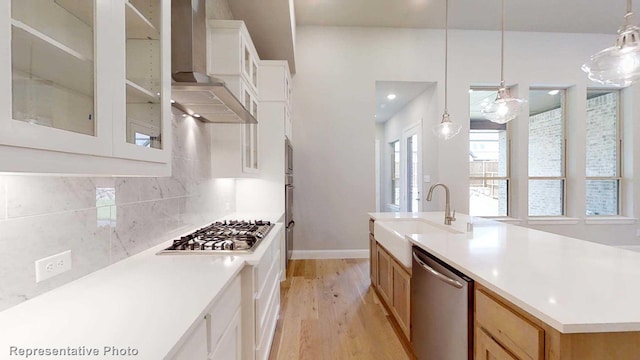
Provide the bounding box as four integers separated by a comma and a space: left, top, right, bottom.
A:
256, 241, 275, 291
208, 276, 242, 350
475, 289, 544, 360
256, 259, 280, 333
256, 289, 280, 360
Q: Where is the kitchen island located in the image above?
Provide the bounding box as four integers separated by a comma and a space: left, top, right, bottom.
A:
369, 212, 640, 359
0, 213, 284, 360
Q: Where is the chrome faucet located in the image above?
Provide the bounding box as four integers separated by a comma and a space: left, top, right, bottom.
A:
426, 183, 456, 225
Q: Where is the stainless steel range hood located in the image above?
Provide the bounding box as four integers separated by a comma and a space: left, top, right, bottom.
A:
171, 0, 256, 124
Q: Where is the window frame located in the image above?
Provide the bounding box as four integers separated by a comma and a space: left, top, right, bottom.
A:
469, 86, 512, 217
527, 87, 567, 217
390, 140, 401, 207
585, 88, 623, 216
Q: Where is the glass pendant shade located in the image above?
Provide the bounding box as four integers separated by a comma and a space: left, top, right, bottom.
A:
433, 113, 461, 140
431, 0, 460, 140
481, 87, 527, 124
482, 0, 526, 124
582, 25, 640, 87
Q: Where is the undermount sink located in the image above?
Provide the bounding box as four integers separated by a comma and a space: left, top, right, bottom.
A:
374, 219, 462, 267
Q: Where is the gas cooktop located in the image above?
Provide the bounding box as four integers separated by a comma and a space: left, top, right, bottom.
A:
158, 220, 273, 254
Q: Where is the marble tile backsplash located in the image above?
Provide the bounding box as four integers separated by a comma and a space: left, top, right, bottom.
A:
0, 112, 236, 311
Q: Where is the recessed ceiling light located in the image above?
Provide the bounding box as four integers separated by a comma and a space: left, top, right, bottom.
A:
387, 93, 397, 100
548, 90, 560, 95
193, 113, 201, 118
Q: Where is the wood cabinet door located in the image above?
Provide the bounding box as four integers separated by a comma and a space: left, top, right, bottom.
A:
476, 289, 544, 360
392, 261, 410, 339
369, 235, 377, 285
476, 327, 518, 360
376, 246, 392, 304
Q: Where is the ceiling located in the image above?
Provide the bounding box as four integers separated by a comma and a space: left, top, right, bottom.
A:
229, 0, 297, 73
294, 0, 638, 34
375, 81, 434, 123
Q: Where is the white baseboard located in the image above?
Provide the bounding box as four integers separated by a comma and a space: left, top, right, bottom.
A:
290, 249, 369, 260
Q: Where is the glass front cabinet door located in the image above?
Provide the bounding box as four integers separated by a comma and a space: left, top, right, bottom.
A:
0, 0, 170, 176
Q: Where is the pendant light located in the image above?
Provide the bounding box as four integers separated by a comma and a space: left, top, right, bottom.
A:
481, 0, 526, 124
582, 0, 640, 87
433, 0, 462, 140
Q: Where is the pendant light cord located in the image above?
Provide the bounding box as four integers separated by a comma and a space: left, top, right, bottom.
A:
500, 0, 505, 88
444, 0, 449, 113
625, 0, 633, 26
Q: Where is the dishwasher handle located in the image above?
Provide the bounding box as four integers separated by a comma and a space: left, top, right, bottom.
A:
412, 251, 464, 289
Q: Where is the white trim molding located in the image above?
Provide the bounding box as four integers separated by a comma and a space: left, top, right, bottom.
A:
584, 216, 637, 225
291, 249, 369, 260
486, 217, 523, 225
527, 217, 581, 225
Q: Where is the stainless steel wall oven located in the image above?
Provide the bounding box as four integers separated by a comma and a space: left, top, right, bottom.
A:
285, 137, 294, 265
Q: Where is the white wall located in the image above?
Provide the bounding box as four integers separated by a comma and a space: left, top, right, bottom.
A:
293, 26, 640, 252
378, 85, 441, 212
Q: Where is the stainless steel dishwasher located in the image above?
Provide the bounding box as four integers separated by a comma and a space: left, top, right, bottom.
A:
411, 246, 474, 360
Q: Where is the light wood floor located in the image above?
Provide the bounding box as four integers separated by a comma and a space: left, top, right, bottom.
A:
268, 259, 412, 360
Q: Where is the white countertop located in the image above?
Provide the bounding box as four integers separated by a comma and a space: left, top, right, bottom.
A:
0, 214, 284, 360
369, 212, 640, 334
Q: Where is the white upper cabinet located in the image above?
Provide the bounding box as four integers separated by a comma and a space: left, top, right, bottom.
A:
0, 0, 170, 176
259, 60, 293, 141
209, 20, 260, 177
207, 20, 259, 98
114, 0, 170, 165
259, 61, 291, 104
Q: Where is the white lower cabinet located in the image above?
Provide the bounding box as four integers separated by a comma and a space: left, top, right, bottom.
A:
210, 309, 242, 360
171, 276, 242, 360
170, 227, 283, 360
241, 226, 282, 360
171, 317, 208, 360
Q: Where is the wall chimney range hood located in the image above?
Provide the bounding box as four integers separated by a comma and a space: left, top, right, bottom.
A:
171, 0, 257, 124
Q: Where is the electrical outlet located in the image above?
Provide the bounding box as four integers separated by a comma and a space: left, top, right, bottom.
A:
35, 250, 72, 283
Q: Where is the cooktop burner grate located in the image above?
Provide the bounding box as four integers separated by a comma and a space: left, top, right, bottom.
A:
158, 220, 273, 254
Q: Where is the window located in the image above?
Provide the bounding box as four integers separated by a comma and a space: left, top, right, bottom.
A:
407, 134, 419, 212
528, 88, 566, 216
586, 90, 621, 215
469, 89, 510, 216
134, 132, 151, 148
391, 140, 400, 206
